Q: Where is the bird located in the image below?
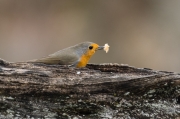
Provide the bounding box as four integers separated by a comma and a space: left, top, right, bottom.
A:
29, 42, 108, 68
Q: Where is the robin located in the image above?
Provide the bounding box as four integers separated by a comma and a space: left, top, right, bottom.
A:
30, 42, 109, 68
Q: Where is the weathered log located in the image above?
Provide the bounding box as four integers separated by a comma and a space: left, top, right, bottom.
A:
0, 58, 179, 119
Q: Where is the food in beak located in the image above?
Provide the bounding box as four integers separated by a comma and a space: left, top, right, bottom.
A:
104, 43, 109, 53
97, 43, 110, 53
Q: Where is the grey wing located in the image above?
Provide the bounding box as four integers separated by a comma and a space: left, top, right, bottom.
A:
32, 51, 80, 66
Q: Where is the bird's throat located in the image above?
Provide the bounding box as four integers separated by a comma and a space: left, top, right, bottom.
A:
76, 54, 91, 68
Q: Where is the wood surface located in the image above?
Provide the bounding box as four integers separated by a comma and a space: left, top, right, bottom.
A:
0, 58, 179, 118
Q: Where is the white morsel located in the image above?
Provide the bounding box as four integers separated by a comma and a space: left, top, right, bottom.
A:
104, 43, 110, 53
76, 71, 81, 74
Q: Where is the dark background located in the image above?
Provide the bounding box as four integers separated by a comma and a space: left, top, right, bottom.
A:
0, 0, 180, 72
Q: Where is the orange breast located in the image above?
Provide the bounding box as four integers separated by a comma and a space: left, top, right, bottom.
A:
76, 54, 91, 67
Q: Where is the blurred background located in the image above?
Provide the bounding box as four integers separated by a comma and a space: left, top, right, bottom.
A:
0, 0, 180, 72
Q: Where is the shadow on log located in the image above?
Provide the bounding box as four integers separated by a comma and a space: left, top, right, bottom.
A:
0, 58, 180, 119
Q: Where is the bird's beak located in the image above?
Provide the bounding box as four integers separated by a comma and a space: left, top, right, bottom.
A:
97, 46, 104, 50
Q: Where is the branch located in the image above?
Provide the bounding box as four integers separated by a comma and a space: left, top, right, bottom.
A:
0, 58, 179, 118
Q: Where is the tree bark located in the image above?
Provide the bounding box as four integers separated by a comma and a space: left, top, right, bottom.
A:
0, 58, 179, 119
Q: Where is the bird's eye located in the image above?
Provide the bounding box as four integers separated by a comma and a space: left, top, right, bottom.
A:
89, 46, 93, 50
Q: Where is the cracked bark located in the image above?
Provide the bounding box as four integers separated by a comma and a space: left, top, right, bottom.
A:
0, 58, 180, 119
